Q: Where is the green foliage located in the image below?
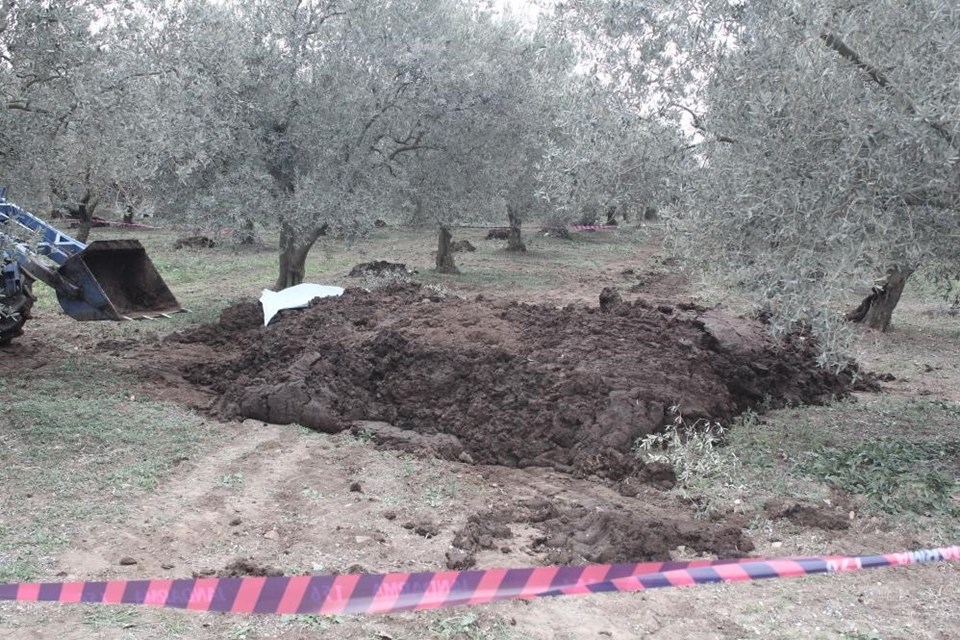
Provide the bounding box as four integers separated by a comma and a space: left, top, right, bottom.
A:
800, 439, 959, 516
0, 556, 38, 583
658, 0, 960, 362
354, 428, 375, 445
82, 607, 139, 630
429, 613, 518, 640
635, 406, 739, 490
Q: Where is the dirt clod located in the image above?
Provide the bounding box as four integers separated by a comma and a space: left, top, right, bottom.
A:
451, 239, 476, 252
173, 235, 216, 250
598, 287, 623, 311
452, 499, 753, 564
445, 548, 476, 570
765, 499, 851, 531
118, 556, 138, 566
484, 228, 510, 240
403, 520, 440, 538
451, 514, 513, 552
349, 481, 363, 493
219, 559, 284, 578
637, 461, 677, 491
348, 261, 412, 278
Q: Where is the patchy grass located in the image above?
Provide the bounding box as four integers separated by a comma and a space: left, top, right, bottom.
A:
81, 606, 139, 630
799, 439, 958, 516
0, 357, 214, 582
640, 394, 960, 547
713, 396, 960, 542
429, 612, 527, 640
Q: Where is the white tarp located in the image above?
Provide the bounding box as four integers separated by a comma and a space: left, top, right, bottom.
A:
260, 283, 344, 326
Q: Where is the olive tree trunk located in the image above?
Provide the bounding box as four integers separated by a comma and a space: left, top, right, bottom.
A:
435, 226, 459, 273
846, 265, 914, 331
274, 222, 327, 290
72, 188, 100, 243
506, 204, 526, 252
605, 205, 618, 225
74, 202, 94, 243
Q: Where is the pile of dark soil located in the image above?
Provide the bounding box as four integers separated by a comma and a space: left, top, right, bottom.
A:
451, 239, 476, 252
449, 499, 753, 568
347, 261, 413, 277
173, 235, 216, 250
174, 283, 858, 479
484, 228, 511, 240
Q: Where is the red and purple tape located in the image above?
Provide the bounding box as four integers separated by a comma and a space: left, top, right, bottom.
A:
1, 546, 957, 615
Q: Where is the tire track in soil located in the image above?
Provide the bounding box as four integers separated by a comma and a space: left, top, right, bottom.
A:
57, 421, 481, 583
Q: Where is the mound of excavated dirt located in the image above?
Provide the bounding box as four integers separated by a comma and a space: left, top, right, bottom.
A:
173, 283, 858, 479
450, 499, 753, 566
347, 260, 413, 277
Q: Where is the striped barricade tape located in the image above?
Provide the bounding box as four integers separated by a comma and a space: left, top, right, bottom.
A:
569, 224, 619, 231
0, 546, 956, 615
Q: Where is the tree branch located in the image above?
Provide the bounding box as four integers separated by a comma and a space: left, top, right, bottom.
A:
667, 102, 736, 145
98, 69, 175, 96
6, 100, 51, 115
895, 185, 959, 209
820, 32, 959, 150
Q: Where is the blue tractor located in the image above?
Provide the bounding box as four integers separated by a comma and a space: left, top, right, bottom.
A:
0, 187, 182, 345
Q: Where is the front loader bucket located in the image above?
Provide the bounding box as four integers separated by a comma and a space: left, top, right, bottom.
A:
55, 239, 182, 321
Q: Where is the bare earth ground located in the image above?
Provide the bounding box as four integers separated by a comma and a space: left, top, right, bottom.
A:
1, 224, 958, 640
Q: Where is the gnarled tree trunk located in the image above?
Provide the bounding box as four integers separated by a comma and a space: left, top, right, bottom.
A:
274, 222, 327, 290
605, 205, 619, 225
846, 265, 914, 331
435, 226, 459, 273
74, 202, 94, 244
506, 204, 526, 252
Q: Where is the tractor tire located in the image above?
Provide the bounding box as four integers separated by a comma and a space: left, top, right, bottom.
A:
0, 280, 34, 346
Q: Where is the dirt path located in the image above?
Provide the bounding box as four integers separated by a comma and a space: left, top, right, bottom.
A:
4, 417, 955, 640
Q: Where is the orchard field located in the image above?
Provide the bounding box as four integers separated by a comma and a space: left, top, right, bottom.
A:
1, 223, 957, 639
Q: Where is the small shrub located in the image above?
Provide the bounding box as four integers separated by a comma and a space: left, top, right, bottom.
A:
635, 406, 738, 489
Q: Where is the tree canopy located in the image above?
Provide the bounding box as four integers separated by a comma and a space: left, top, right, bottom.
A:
2, 0, 957, 355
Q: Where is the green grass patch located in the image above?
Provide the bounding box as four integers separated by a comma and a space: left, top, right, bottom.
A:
0, 357, 214, 581
82, 606, 140, 630
726, 398, 960, 522
0, 556, 40, 583
799, 439, 959, 516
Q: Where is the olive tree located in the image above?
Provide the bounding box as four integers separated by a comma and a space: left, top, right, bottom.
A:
1, 1, 166, 240
375, 10, 564, 271
672, 0, 960, 345
560, 0, 959, 359
152, 0, 556, 289
537, 75, 681, 227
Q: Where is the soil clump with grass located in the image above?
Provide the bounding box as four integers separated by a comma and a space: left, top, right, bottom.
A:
174, 283, 858, 480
